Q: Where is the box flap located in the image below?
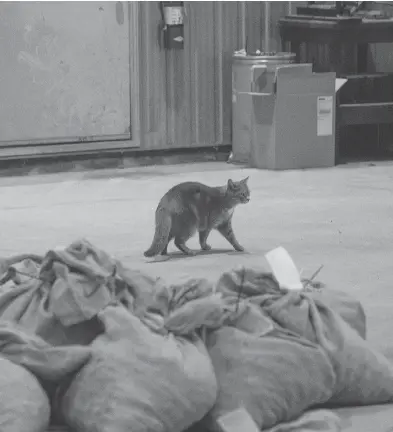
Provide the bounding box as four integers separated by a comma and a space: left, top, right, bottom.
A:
335, 78, 348, 93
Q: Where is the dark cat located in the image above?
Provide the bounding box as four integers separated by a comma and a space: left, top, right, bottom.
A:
144, 177, 250, 258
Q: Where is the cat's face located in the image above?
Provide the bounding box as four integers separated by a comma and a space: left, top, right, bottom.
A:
227, 177, 250, 204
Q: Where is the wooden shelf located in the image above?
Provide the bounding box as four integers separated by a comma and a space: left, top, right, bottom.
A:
340, 102, 393, 126
279, 15, 393, 160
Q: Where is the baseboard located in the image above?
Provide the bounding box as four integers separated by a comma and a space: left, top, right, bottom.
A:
0, 145, 232, 178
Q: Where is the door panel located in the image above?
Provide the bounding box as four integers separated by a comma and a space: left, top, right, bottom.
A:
0, 1, 131, 144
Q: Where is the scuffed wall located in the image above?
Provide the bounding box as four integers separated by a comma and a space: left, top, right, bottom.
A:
139, 1, 291, 150
0, 1, 294, 154
0, 1, 131, 144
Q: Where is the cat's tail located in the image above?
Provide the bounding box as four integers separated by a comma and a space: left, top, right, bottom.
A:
144, 207, 172, 258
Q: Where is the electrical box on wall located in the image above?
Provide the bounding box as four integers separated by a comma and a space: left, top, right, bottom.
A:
160, 1, 185, 50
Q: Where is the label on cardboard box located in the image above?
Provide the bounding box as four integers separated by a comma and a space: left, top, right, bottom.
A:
317, 95, 333, 137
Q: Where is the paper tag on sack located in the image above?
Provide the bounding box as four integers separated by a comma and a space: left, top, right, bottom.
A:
265, 246, 303, 291
217, 407, 260, 432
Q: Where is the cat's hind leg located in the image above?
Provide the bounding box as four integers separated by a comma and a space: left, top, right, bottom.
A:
174, 237, 197, 256
172, 213, 198, 256
161, 234, 173, 256
217, 220, 245, 252
199, 230, 212, 251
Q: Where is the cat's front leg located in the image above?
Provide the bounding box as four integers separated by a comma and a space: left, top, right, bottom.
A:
199, 229, 212, 251
217, 220, 245, 252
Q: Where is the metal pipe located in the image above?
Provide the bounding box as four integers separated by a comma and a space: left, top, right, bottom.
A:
264, 1, 270, 52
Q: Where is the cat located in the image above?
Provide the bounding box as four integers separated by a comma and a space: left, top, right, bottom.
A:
144, 177, 250, 258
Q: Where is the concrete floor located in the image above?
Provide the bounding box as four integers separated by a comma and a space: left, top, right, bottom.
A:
1, 160, 392, 348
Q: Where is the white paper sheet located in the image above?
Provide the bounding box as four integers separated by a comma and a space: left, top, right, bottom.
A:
265, 246, 303, 291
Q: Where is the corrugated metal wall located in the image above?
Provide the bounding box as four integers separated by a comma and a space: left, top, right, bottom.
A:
147, 0, 393, 153
4, 1, 393, 157
138, 1, 290, 151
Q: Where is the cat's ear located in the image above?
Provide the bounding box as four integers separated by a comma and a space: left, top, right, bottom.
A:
242, 176, 249, 183
227, 179, 235, 189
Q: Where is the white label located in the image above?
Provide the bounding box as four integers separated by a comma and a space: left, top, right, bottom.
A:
164, 6, 184, 25
217, 408, 260, 432
317, 96, 333, 137
265, 247, 303, 291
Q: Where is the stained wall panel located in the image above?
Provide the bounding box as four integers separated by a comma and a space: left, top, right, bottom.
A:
190, 2, 217, 146
245, 2, 264, 53
1, 1, 354, 156
165, 24, 192, 148
138, 2, 167, 150
138, 1, 292, 151
218, 1, 246, 145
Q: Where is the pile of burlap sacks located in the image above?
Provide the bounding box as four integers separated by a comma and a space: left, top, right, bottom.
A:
0, 239, 392, 432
